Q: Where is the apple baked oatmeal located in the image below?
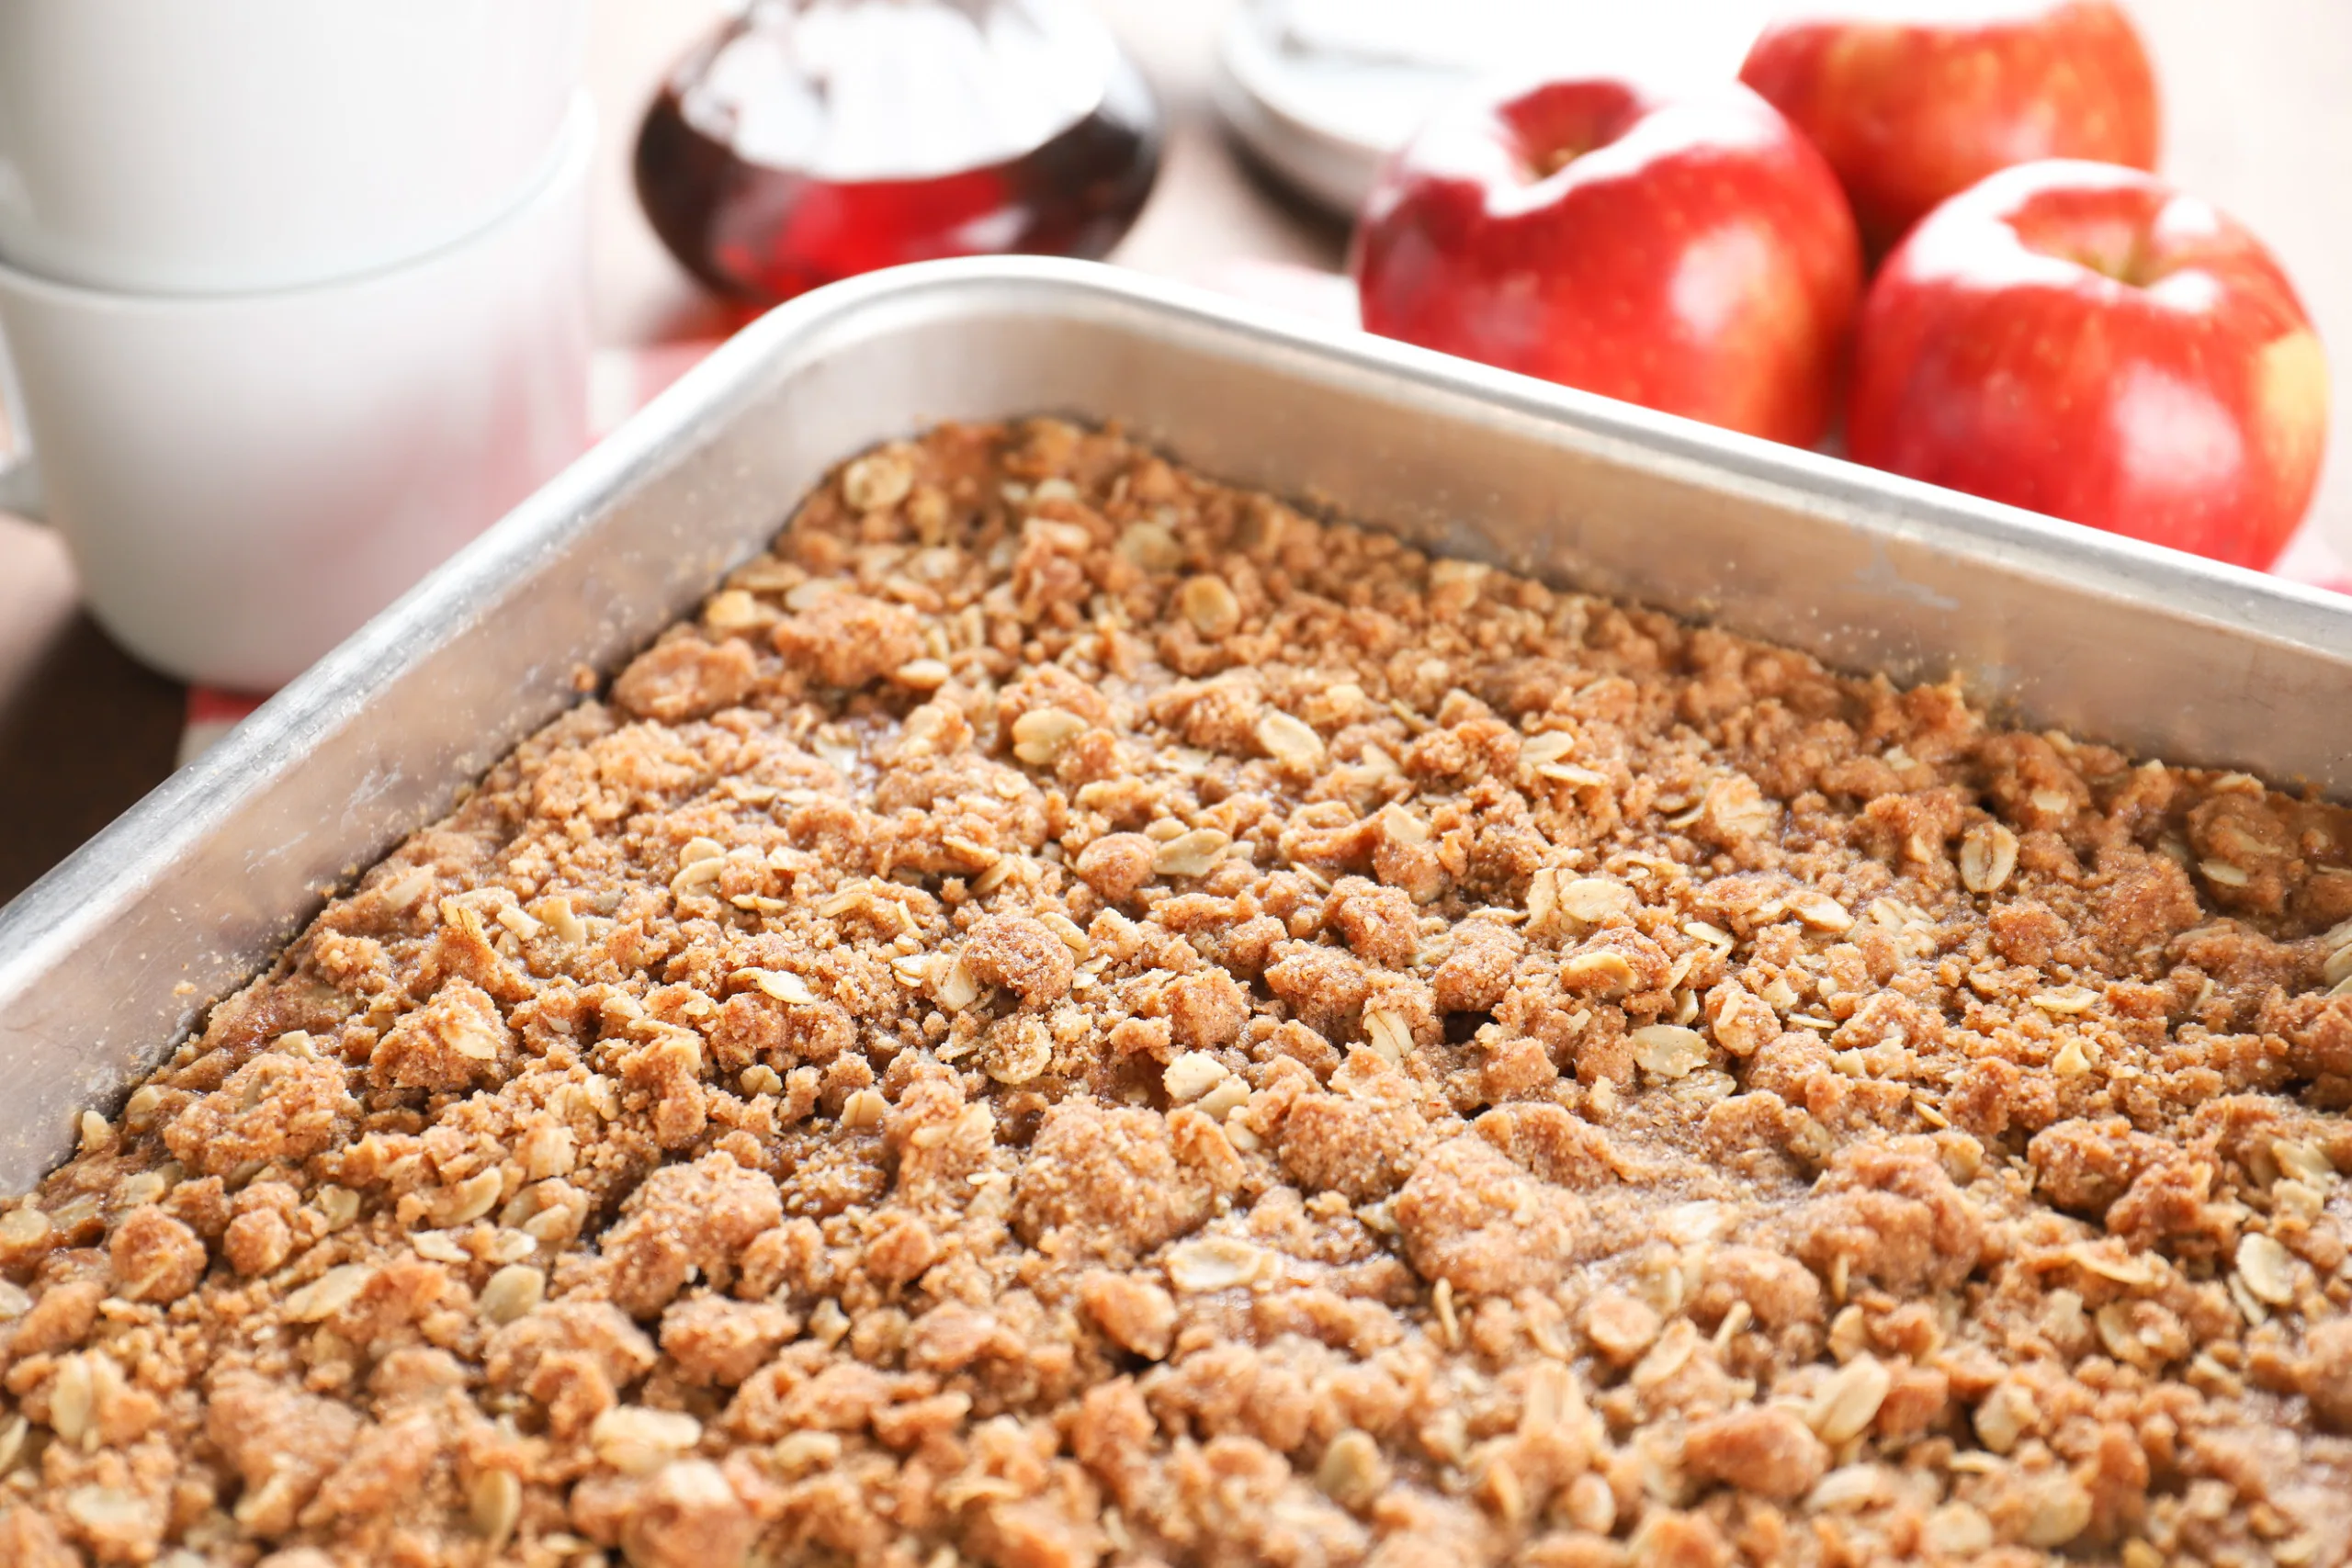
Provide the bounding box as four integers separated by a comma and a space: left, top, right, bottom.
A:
4, 420, 2351, 1568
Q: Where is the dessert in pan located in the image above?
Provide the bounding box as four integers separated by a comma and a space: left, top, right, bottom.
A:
3, 421, 2349, 1567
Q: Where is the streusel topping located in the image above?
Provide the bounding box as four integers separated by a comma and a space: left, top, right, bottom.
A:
4, 421, 2351, 1568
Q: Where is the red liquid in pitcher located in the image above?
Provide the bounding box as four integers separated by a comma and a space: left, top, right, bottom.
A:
635, 4, 1160, 307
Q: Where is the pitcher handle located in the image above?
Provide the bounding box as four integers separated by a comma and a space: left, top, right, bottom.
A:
0, 321, 44, 522
0, 452, 40, 521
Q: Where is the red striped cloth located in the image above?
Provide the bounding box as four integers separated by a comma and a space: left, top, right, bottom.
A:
178, 261, 2348, 763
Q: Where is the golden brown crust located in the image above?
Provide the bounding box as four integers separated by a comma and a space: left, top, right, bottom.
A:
4, 420, 2352, 1566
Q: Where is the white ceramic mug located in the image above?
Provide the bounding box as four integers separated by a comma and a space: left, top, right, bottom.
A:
0, 100, 594, 691
0, 0, 585, 295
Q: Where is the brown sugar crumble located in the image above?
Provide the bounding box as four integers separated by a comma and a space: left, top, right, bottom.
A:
6, 420, 2352, 1568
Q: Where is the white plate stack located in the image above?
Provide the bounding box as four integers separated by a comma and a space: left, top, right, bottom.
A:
0, 0, 594, 690
1214, 0, 1768, 218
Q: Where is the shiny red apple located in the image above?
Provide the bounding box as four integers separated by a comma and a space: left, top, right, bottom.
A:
1352, 78, 1862, 447
1849, 160, 2328, 569
1740, 0, 2160, 254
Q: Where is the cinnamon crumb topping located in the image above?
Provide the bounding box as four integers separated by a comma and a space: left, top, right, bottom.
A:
4, 420, 2351, 1568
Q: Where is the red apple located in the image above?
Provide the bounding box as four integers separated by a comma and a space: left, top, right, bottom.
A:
1740, 0, 2159, 255
1352, 78, 1862, 447
1849, 160, 2328, 569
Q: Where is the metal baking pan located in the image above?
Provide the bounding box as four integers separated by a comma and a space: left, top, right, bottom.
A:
4, 256, 2348, 1193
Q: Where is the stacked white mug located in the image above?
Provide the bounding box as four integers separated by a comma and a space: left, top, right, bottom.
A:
0, 0, 593, 690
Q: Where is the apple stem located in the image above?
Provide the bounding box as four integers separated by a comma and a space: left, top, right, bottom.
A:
1534, 143, 1589, 179
2071, 232, 2157, 288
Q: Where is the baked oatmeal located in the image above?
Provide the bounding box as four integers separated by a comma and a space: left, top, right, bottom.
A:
4, 420, 2351, 1568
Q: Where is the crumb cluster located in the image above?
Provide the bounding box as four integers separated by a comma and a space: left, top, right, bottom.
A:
4, 421, 2352, 1568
